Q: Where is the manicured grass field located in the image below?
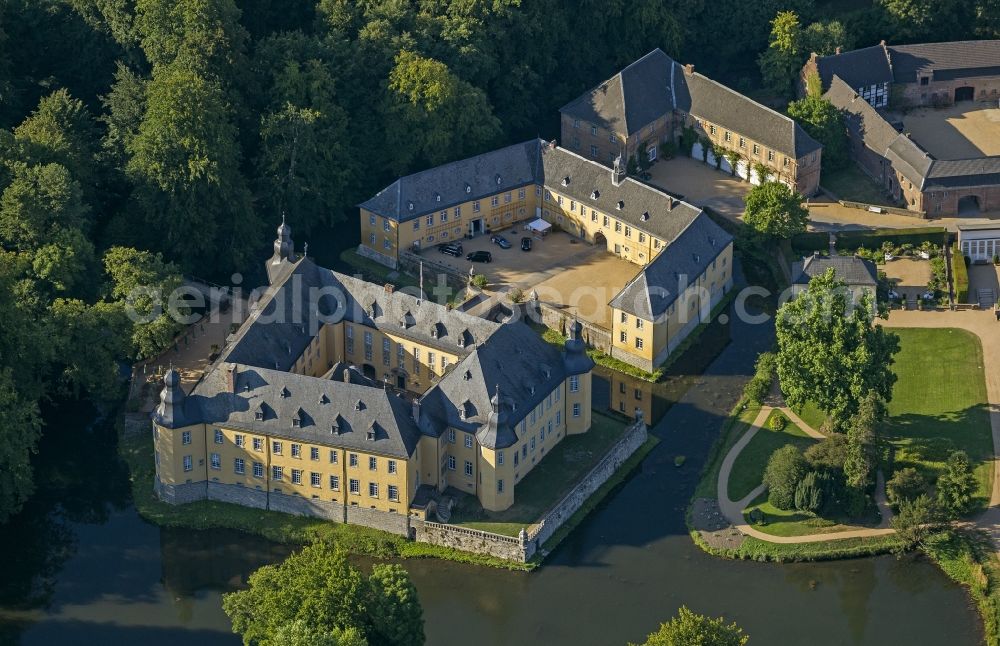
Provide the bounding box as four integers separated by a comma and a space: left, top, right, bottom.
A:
884, 328, 992, 506
821, 165, 895, 206
727, 410, 815, 501
743, 494, 881, 537
449, 411, 630, 536
694, 402, 762, 500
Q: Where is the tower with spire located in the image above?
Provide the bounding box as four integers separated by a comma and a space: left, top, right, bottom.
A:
267, 214, 297, 284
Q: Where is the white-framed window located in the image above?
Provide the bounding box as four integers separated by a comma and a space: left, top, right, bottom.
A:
330, 475, 340, 491
448, 429, 456, 444
635, 337, 644, 350
498, 450, 504, 465
464, 460, 473, 477
310, 472, 321, 487
330, 449, 338, 464
388, 460, 397, 474
570, 375, 579, 392
620, 311, 628, 324
234, 458, 245, 474
369, 232, 376, 245
182, 431, 191, 445
272, 441, 282, 455
473, 200, 480, 212
235, 434, 245, 448
448, 455, 456, 470
620, 331, 627, 343
518, 187, 526, 200
210, 452, 221, 470
383, 339, 391, 366
310, 447, 319, 461
183, 455, 192, 472
556, 411, 562, 426
636, 318, 644, 329
383, 219, 390, 231
291, 469, 302, 485
349, 453, 358, 467
369, 456, 377, 471
350, 478, 360, 494
454, 206, 461, 218
369, 213, 376, 225
753, 144, 760, 155
214, 429, 223, 444
573, 403, 581, 417
388, 485, 399, 501
440, 209, 448, 222
497, 479, 504, 493
291, 443, 301, 458
491, 195, 499, 207
464, 435, 473, 449
530, 437, 536, 451
369, 482, 379, 498
590, 124, 598, 135
272, 466, 283, 481
590, 144, 598, 157
573, 118, 580, 128
253, 462, 264, 478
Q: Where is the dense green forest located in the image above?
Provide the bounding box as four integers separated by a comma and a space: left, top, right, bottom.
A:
1, 0, 999, 525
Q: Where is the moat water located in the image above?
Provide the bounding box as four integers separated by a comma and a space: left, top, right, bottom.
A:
0, 296, 983, 645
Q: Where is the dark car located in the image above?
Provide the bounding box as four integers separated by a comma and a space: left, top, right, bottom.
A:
466, 250, 493, 263
438, 242, 463, 257
520, 237, 532, 251
490, 235, 512, 249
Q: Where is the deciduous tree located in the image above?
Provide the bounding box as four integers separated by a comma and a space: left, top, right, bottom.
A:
787, 95, 849, 171
764, 444, 809, 509
743, 181, 808, 239
629, 606, 748, 646
936, 450, 978, 518
844, 391, 882, 489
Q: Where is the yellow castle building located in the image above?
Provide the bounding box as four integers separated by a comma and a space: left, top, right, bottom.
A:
152, 222, 595, 533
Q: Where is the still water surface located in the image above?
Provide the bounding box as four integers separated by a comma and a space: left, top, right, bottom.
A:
0, 300, 982, 645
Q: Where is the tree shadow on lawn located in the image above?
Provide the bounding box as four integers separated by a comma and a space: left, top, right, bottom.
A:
885, 404, 994, 510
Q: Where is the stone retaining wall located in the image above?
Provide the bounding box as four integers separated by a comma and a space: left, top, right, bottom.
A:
413, 520, 532, 562
269, 492, 346, 523
535, 301, 613, 353
346, 504, 410, 536
207, 481, 268, 510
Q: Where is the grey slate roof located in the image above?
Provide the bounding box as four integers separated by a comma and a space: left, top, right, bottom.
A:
358, 139, 544, 222
889, 40, 1000, 83
824, 76, 932, 188
540, 145, 704, 242
418, 322, 570, 449
558, 48, 681, 137
677, 71, 822, 159
187, 363, 422, 458
925, 157, 1000, 188
791, 254, 878, 287
814, 44, 893, 90
609, 213, 733, 319
558, 49, 820, 160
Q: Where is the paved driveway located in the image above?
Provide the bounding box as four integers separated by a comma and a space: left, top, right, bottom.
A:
646, 157, 750, 219
969, 264, 1000, 306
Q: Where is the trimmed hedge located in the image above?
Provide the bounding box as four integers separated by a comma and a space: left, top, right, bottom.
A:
952, 243, 969, 304
792, 227, 948, 255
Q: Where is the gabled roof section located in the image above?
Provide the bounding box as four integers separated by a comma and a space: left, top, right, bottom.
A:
791, 254, 878, 287
888, 40, 1000, 83
540, 145, 703, 242
609, 213, 733, 319
188, 364, 421, 458
358, 139, 545, 222
814, 44, 893, 90
678, 71, 822, 159
559, 49, 681, 137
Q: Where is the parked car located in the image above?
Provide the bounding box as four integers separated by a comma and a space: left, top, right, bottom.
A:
490, 235, 512, 249
466, 250, 493, 263
438, 242, 463, 257
521, 237, 532, 251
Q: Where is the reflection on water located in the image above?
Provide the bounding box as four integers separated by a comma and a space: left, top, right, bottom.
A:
0, 293, 983, 646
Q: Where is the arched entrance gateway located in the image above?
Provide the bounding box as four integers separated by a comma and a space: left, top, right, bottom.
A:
594, 231, 608, 250
958, 195, 982, 216
955, 86, 975, 102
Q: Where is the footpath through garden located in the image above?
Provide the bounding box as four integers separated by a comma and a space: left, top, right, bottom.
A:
717, 308, 1000, 547
717, 406, 895, 543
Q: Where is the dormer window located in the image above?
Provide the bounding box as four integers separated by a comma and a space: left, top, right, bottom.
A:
616, 200, 624, 210
319, 394, 329, 405
709, 236, 716, 248
331, 424, 339, 434
355, 400, 364, 411
292, 417, 301, 428
561, 176, 570, 186
529, 385, 536, 395
280, 387, 290, 399
255, 410, 264, 421
641, 211, 650, 221
463, 370, 472, 381
591, 189, 600, 199
407, 201, 414, 211
465, 183, 472, 193
435, 192, 441, 202
495, 174, 502, 185
367, 424, 376, 441
693, 253, 700, 263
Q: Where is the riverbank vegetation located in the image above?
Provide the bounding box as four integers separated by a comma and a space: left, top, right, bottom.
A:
628, 606, 748, 646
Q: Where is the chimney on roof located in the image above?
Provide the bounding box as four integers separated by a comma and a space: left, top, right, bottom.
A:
342, 367, 352, 383
612, 155, 625, 186
835, 46, 842, 55
880, 39, 886, 46
384, 283, 395, 294
666, 197, 674, 211
226, 364, 237, 393
412, 399, 421, 423
684, 63, 694, 74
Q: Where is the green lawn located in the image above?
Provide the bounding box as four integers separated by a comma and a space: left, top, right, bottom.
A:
694, 402, 762, 499
449, 411, 631, 536
793, 400, 828, 433
884, 328, 992, 507
727, 410, 815, 501
821, 165, 896, 206
743, 493, 881, 537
